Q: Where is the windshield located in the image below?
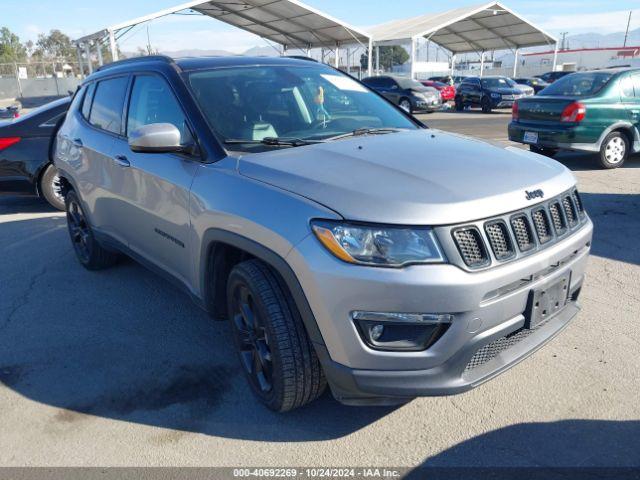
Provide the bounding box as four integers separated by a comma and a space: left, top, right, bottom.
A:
540, 72, 613, 97
395, 77, 425, 90
481, 77, 515, 89
188, 65, 417, 152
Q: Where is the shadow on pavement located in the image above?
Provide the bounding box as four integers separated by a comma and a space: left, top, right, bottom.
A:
553, 152, 640, 171
0, 196, 57, 215
404, 420, 640, 479
580, 192, 640, 266
0, 215, 396, 442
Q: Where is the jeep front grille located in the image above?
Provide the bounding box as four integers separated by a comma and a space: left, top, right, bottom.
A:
446, 188, 588, 270
452, 228, 489, 267
511, 215, 535, 252
485, 221, 514, 260
532, 209, 552, 244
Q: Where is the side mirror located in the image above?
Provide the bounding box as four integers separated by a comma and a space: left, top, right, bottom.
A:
128, 123, 183, 154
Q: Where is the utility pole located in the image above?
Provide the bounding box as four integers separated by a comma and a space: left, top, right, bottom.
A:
560, 32, 569, 51
623, 11, 632, 47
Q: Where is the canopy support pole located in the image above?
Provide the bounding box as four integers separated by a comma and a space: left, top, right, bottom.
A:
367, 39, 373, 77
335, 44, 340, 68
479, 51, 485, 77
450, 53, 457, 76
84, 42, 93, 75
346, 47, 350, 74
76, 44, 84, 78
375, 45, 380, 74
552, 42, 559, 71
96, 41, 104, 66
513, 48, 519, 77
109, 30, 119, 62
409, 37, 417, 79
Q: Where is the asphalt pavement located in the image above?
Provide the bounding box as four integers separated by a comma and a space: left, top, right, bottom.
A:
0, 110, 638, 469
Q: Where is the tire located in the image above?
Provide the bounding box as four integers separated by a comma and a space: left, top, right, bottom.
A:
399, 98, 412, 113
65, 190, 119, 270
227, 259, 326, 412
481, 97, 492, 113
40, 164, 65, 211
529, 145, 558, 157
598, 131, 629, 169
454, 96, 464, 111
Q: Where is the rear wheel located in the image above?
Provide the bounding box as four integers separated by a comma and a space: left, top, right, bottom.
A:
227, 259, 326, 412
399, 98, 412, 113
65, 190, 119, 270
40, 164, 65, 211
481, 97, 492, 113
598, 131, 628, 169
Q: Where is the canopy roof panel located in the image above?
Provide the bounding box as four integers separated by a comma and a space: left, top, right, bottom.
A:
76, 0, 370, 49
369, 2, 556, 53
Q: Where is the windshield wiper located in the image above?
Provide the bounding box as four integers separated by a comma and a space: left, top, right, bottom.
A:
324, 127, 404, 142
224, 136, 325, 147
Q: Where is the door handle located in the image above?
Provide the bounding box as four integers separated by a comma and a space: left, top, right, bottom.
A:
72, 138, 83, 147
113, 155, 130, 167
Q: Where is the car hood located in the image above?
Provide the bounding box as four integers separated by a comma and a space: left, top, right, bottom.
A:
237, 129, 575, 225
490, 87, 522, 95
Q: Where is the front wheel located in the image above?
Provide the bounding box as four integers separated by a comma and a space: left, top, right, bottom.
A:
481, 97, 492, 113
598, 132, 628, 169
454, 96, 464, 111
40, 164, 65, 211
399, 98, 412, 113
227, 259, 326, 412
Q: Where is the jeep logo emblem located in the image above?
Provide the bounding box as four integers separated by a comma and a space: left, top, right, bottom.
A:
525, 189, 544, 201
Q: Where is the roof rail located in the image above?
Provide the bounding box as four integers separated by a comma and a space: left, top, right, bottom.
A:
96, 55, 175, 72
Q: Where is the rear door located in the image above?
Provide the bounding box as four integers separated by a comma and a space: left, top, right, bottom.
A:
109, 73, 199, 285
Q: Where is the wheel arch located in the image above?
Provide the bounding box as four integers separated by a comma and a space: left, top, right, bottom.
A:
200, 228, 326, 346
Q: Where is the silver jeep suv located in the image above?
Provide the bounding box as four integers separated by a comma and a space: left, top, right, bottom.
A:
55, 56, 593, 411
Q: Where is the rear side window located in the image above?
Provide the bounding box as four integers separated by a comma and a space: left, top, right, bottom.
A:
126, 75, 191, 143
89, 76, 129, 134
81, 83, 96, 119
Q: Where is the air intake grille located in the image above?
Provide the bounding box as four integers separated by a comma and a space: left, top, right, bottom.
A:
485, 221, 514, 260
453, 228, 488, 267
532, 209, 552, 244
549, 202, 567, 235
465, 327, 536, 372
563, 196, 578, 227
572, 190, 585, 216
510, 215, 535, 252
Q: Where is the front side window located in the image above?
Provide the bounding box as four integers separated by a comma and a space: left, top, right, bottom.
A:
127, 75, 192, 144
188, 65, 417, 153
89, 76, 129, 134
541, 72, 613, 97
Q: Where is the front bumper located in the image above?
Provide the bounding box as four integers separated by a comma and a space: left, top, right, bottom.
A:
415, 97, 442, 111
286, 219, 592, 404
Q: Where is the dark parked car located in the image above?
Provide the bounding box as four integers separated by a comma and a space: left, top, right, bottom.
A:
514, 77, 550, 94
455, 76, 533, 113
0, 105, 20, 120
537, 71, 573, 84
509, 68, 640, 168
362, 75, 441, 113
0, 97, 71, 209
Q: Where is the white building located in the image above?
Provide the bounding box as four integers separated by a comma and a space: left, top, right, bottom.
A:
522, 46, 640, 72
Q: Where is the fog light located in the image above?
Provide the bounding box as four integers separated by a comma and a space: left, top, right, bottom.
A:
352, 311, 453, 352
370, 324, 385, 341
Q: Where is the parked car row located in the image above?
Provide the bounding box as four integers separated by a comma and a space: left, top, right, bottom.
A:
362, 75, 442, 113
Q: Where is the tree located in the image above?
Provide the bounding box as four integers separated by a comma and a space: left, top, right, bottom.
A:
360, 46, 410, 72
0, 27, 27, 63
33, 29, 76, 62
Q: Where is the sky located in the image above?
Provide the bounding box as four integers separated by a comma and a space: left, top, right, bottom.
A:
2, 0, 639, 53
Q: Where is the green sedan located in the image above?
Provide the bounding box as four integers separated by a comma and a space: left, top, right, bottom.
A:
509, 68, 640, 169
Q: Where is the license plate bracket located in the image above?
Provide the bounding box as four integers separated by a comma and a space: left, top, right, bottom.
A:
523, 131, 539, 144
524, 272, 571, 329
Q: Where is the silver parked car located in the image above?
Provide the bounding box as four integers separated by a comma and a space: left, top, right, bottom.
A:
55, 56, 593, 411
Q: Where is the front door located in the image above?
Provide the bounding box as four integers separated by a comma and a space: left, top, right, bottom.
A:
110, 73, 199, 286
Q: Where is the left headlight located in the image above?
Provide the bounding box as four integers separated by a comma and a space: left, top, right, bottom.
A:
311, 220, 446, 267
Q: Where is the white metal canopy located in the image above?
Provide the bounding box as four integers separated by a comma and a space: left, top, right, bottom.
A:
369, 2, 556, 53
75, 0, 372, 75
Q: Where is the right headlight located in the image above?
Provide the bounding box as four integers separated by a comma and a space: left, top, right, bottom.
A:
311, 220, 446, 267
